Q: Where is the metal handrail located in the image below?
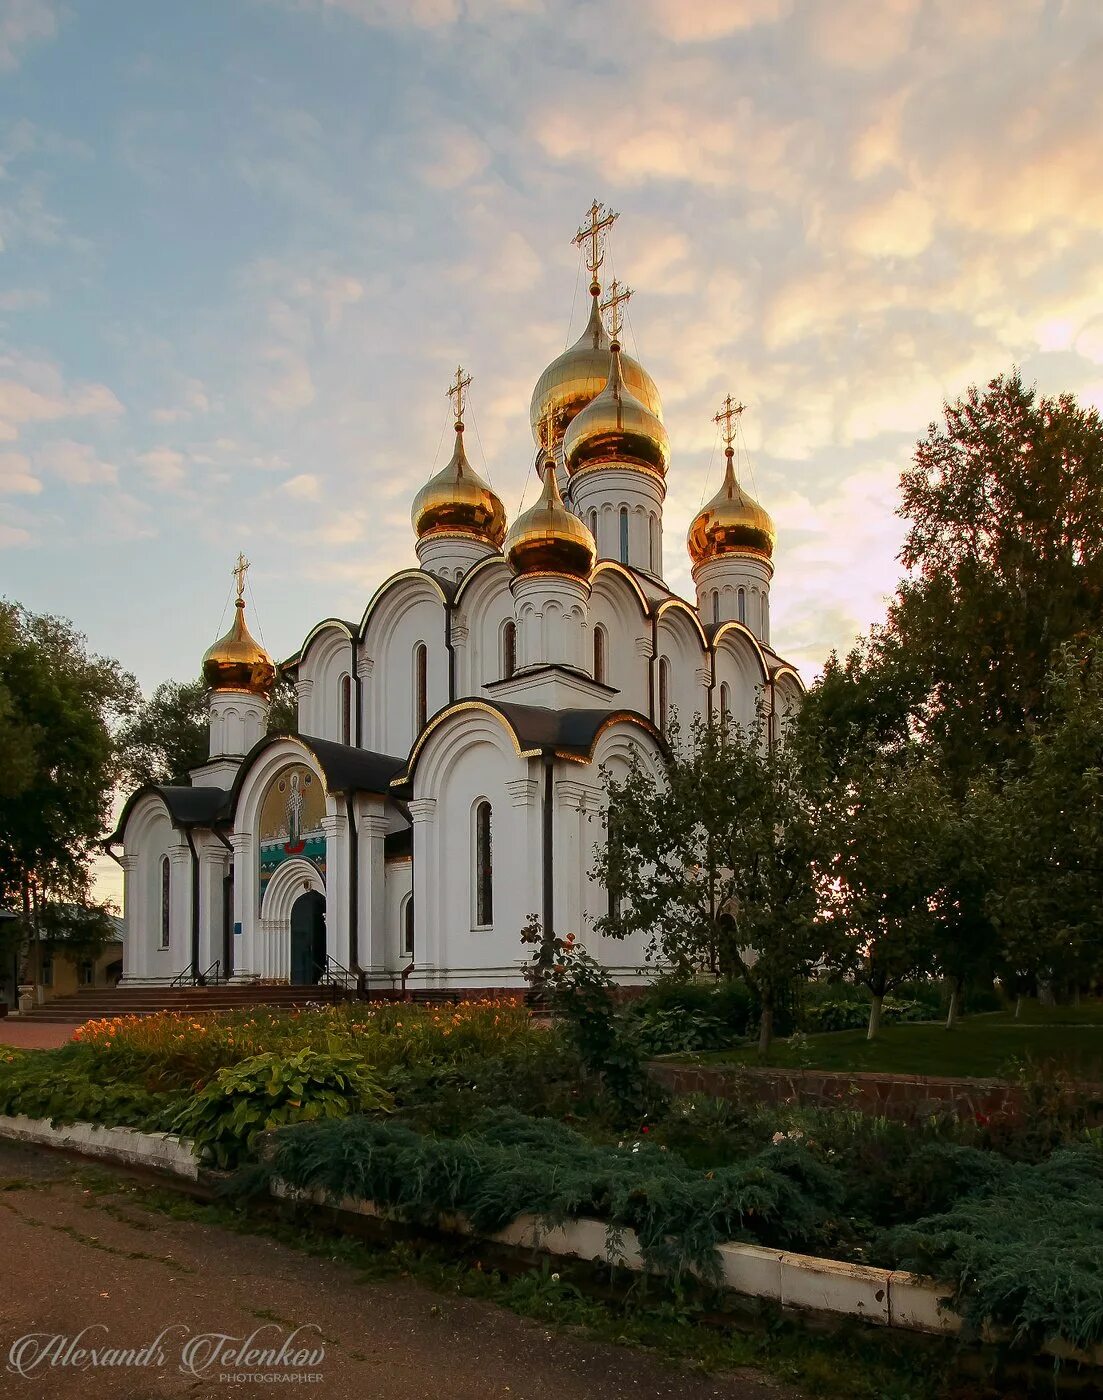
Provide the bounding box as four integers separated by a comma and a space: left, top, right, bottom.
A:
400, 961, 416, 1001
169, 963, 195, 988
317, 954, 359, 993
197, 959, 222, 987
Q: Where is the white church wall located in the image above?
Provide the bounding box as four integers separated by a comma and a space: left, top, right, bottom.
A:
361, 575, 449, 758
713, 626, 769, 731
121, 795, 190, 983
383, 858, 413, 972
654, 602, 709, 738
589, 566, 651, 712
410, 709, 541, 988
296, 624, 355, 742
451, 558, 514, 696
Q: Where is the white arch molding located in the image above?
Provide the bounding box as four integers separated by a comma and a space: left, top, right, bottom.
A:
257, 857, 326, 981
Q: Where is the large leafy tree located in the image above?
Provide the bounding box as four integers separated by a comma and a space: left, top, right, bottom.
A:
594, 710, 833, 1052
116, 671, 298, 787
0, 602, 138, 975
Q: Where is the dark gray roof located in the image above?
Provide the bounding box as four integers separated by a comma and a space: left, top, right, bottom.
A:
108, 782, 232, 844
298, 735, 405, 795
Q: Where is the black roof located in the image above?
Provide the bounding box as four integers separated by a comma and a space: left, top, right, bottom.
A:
298, 735, 405, 795
107, 782, 232, 844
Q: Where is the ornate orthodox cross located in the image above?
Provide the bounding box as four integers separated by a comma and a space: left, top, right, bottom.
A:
573, 199, 619, 281
233, 552, 251, 601
713, 394, 746, 450
446, 365, 472, 424
600, 277, 633, 341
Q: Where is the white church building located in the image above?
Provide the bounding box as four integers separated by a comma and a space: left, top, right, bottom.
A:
110, 206, 804, 993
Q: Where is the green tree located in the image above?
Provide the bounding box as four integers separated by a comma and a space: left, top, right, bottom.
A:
116, 671, 298, 787
0, 602, 138, 981
820, 748, 947, 1038
594, 710, 832, 1053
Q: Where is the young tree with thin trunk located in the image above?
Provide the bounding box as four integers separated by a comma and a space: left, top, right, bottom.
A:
593, 708, 831, 1054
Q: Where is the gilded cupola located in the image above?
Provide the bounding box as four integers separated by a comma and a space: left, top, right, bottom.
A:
412, 368, 506, 550
562, 329, 670, 478
504, 457, 596, 579
687, 443, 775, 567
202, 555, 277, 697
529, 201, 662, 451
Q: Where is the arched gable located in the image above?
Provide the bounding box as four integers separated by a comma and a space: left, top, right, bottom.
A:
654, 598, 708, 734
450, 555, 514, 697
359, 570, 450, 754
295, 620, 356, 740
589, 564, 652, 710
712, 622, 771, 728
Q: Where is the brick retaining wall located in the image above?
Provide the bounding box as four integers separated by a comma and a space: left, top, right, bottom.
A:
648, 1061, 1103, 1123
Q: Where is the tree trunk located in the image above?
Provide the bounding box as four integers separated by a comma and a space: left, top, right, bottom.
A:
758, 1003, 774, 1056
1014, 994, 1023, 1019
867, 993, 884, 1040
945, 981, 961, 1030
1039, 980, 1056, 1008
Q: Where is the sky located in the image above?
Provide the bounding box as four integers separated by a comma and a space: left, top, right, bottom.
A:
2, 0, 1102, 701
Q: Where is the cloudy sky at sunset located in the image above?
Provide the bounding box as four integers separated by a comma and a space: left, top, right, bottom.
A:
2, 0, 1102, 696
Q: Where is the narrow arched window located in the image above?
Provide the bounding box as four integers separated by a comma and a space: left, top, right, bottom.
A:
719, 682, 731, 731
712, 590, 719, 625
761, 592, 769, 641
159, 855, 171, 949
340, 673, 352, 745
589, 509, 598, 540
593, 625, 606, 685
658, 656, 670, 736
737, 587, 746, 624
414, 643, 428, 732
474, 801, 493, 926
502, 620, 517, 680
648, 513, 657, 573
401, 894, 414, 959
619, 506, 629, 564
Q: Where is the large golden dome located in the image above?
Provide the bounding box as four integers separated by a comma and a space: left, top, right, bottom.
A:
688, 448, 776, 567
529, 285, 662, 448
202, 597, 276, 697
504, 460, 596, 578
563, 341, 670, 478
412, 422, 506, 548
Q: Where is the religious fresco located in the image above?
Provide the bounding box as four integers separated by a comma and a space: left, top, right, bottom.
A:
258, 763, 326, 897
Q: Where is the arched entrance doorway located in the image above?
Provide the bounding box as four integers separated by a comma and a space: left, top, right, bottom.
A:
290, 890, 326, 985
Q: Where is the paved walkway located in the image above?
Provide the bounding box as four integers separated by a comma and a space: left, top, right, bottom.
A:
0, 1020, 74, 1050
0, 1141, 800, 1400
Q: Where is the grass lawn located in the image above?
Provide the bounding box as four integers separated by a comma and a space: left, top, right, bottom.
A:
678, 1001, 1103, 1080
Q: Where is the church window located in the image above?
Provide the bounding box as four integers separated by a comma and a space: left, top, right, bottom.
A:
159, 855, 171, 949
414, 643, 428, 732
401, 895, 414, 959
619, 507, 629, 564
502, 620, 517, 680
588, 509, 598, 540
648, 513, 657, 573
719, 682, 731, 731
737, 587, 746, 624
761, 592, 769, 640
712, 590, 719, 625
41, 953, 53, 987
340, 673, 352, 745
474, 801, 493, 927
593, 625, 606, 685
658, 656, 671, 736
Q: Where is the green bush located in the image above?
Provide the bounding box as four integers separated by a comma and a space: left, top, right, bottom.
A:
266, 1106, 847, 1278
172, 1048, 393, 1168
628, 978, 754, 1053
884, 1145, 1103, 1353
0, 1048, 185, 1129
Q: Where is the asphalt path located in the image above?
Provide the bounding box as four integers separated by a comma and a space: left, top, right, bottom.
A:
0, 1141, 801, 1400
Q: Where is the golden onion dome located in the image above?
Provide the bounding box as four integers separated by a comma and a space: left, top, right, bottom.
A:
688, 447, 776, 567
202, 596, 276, 697
562, 340, 670, 477
504, 459, 596, 578
529, 283, 663, 448
411, 421, 506, 548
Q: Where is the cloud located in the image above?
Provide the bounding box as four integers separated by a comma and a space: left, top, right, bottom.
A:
0, 0, 58, 72
137, 447, 187, 490
647, 0, 790, 42
846, 188, 934, 259
803, 0, 918, 70
36, 438, 118, 485
0, 356, 124, 442
0, 449, 39, 494
0, 520, 31, 546
279, 472, 321, 499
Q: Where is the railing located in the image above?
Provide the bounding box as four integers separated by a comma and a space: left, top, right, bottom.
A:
169, 963, 196, 988
197, 959, 223, 987
400, 961, 416, 1000
317, 955, 360, 995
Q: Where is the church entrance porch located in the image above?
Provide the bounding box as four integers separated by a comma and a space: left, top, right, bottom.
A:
290, 890, 326, 985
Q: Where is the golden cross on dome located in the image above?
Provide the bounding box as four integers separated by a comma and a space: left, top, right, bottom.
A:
446, 365, 472, 424
540, 406, 557, 459
233, 552, 250, 601
600, 277, 633, 341
714, 394, 746, 450
573, 199, 619, 281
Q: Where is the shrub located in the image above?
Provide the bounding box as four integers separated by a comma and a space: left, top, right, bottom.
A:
172, 1048, 393, 1168
628, 978, 753, 1053
0, 1047, 185, 1129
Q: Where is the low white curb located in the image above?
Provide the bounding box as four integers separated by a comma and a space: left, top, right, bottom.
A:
0, 1114, 199, 1181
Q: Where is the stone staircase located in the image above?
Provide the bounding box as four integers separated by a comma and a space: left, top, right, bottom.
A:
12, 982, 352, 1027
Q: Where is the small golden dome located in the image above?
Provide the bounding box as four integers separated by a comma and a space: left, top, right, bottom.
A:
504, 460, 596, 578
562, 340, 670, 477
529, 285, 663, 448
411, 422, 506, 548
688, 448, 776, 567
202, 597, 276, 697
